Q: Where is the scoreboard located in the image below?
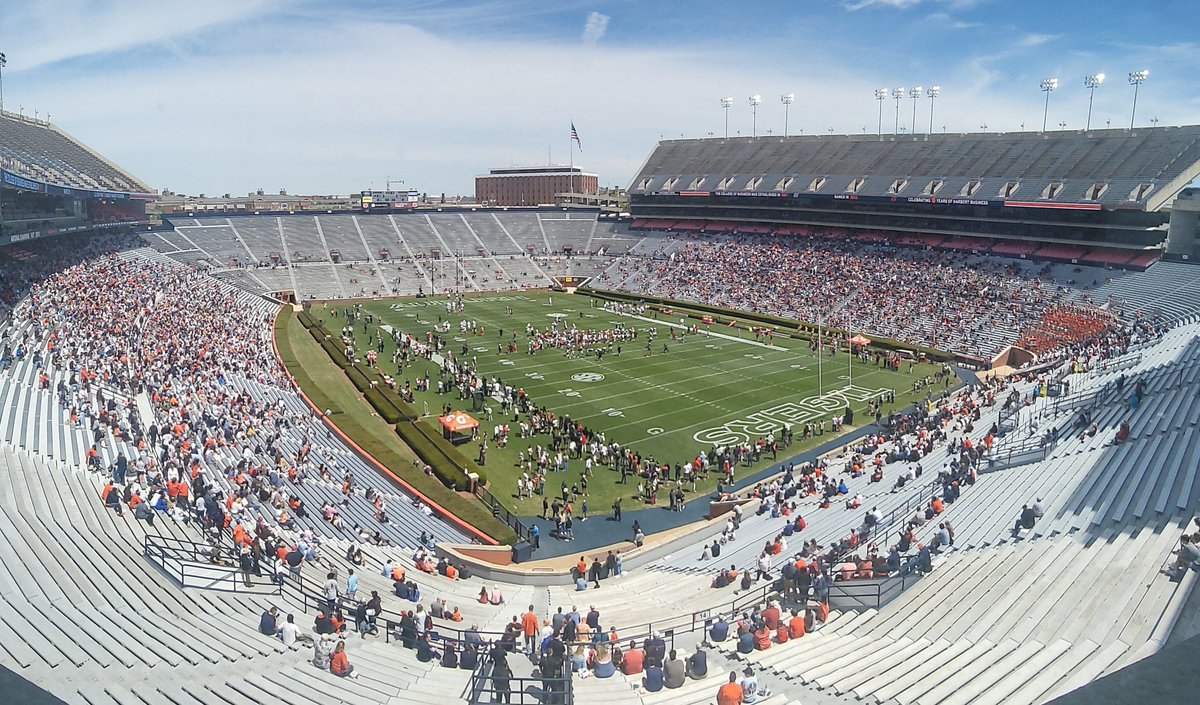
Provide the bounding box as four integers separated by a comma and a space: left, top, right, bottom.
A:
359, 189, 419, 210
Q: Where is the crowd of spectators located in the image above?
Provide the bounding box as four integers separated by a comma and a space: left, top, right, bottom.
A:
594, 233, 1120, 360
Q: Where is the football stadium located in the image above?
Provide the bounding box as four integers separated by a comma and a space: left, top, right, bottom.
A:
5, 14, 1200, 705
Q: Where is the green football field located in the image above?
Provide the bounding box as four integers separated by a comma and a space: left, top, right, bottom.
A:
309, 291, 943, 516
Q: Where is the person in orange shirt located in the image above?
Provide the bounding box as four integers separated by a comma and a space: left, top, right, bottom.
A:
330, 640, 357, 678
788, 608, 806, 639
716, 672, 743, 705
521, 606, 539, 654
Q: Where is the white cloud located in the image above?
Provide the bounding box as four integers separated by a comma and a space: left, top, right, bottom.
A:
844, 0, 920, 10
581, 11, 609, 45
926, 11, 979, 29
1021, 33, 1058, 47
0, 0, 281, 70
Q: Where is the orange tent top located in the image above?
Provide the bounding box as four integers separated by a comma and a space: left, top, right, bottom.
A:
848, 334, 872, 346
439, 412, 479, 433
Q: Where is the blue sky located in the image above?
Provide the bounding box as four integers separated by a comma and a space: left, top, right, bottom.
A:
2, 0, 1196, 196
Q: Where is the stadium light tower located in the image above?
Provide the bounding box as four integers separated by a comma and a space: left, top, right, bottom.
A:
1084, 73, 1105, 131
926, 85, 940, 135
0, 52, 6, 112
909, 86, 922, 135
892, 87, 905, 135
749, 95, 762, 138
1040, 78, 1058, 133
1128, 69, 1149, 129
875, 88, 888, 140
781, 93, 795, 138
720, 97, 734, 139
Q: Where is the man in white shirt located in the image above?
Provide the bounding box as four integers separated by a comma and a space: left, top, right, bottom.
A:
740, 667, 760, 704
279, 613, 300, 646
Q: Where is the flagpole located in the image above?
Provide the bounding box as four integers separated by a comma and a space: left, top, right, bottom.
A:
569, 122, 574, 206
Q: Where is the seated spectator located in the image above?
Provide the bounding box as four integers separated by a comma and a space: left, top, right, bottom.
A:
313, 611, 335, 636
312, 634, 333, 670
736, 626, 754, 654
621, 640, 644, 675
593, 644, 615, 678
716, 672, 743, 705
643, 662, 664, 693
645, 632, 666, 668
741, 666, 765, 704
687, 646, 708, 679
460, 643, 479, 670
1013, 504, 1037, 534
416, 633, 439, 663
441, 643, 459, 669
279, 613, 301, 647
916, 544, 933, 574
708, 615, 729, 643
753, 623, 772, 651
1165, 534, 1200, 578
330, 640, 358, 678
663, 649, 686, 689
259, 606, 279, 636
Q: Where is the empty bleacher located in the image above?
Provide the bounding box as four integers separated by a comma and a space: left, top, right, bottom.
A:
631, 127, 1200, 207
0, 112, 151, 194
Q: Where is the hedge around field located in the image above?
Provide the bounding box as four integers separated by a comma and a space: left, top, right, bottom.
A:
304, 316, 488, 491
412, 419, 488, 486
396, 422, 486, 491
579, 287, 971, 364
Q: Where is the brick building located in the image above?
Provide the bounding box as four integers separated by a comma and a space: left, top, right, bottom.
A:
475, 166, 598, 206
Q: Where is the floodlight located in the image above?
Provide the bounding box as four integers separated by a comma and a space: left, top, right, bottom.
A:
1127, 69, 1149, 128
749, 95, 762, 137
1084, 73, 1105, 130
1040, 78, 1058, 132
781, 94, 795, 137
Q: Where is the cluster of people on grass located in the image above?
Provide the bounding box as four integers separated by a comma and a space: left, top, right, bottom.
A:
593, 232, 1119, 359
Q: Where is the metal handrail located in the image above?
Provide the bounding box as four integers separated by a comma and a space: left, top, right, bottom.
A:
468, 659, 573, 705
143, 534, 514, 644
143, 535, 283, 596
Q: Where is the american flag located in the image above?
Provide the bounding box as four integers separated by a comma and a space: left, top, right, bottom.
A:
571, 122, 582, 151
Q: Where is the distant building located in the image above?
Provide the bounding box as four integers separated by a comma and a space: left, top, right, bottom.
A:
475, 166, 598, 207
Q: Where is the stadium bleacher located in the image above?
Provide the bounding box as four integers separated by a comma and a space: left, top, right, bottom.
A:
631, 128, 1200, 208
0, 112, 151, 194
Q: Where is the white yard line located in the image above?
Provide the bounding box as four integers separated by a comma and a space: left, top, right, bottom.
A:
607, 309, 787, 351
